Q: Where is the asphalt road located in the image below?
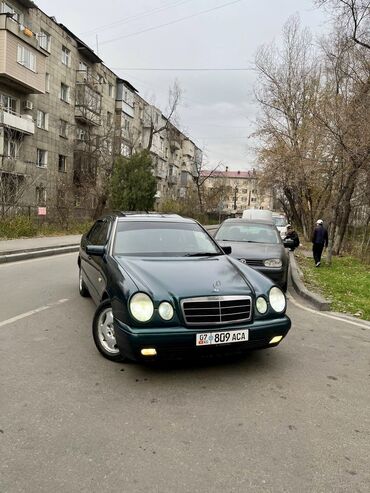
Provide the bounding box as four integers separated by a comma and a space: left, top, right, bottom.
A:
1, 253, 369, 493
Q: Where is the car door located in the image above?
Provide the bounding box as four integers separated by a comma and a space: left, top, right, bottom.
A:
82, 219, 111, 303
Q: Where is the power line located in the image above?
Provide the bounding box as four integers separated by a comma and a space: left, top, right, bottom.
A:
100, 0, 244, 45
111, 67, 252, 71
80, 0, 195, 37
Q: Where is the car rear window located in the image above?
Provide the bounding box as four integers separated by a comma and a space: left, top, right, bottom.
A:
113, 221, 220, 256
215, 223, 280, 244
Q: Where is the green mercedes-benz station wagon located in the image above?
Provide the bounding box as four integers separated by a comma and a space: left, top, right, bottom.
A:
78, 213, 291, 363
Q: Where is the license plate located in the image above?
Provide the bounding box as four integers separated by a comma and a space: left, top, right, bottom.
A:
196, 329, 249, 346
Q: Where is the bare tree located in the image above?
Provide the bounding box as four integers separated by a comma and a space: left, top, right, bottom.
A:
0, 125, 39, 217
253, 15, 331, 238
317, 0, 370, 50
145, 80, 182, 152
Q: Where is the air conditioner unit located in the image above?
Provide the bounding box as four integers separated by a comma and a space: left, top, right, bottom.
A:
23, 100, 33, 110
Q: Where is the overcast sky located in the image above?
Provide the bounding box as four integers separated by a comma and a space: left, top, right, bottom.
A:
36, 0, 331, 170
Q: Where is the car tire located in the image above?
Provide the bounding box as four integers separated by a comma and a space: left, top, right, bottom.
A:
92, 300, 126, 362
79, 267, 90, 297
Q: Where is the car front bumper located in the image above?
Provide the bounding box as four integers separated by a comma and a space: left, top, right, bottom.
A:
113, 316, 291, 361
253, 267, 287, 288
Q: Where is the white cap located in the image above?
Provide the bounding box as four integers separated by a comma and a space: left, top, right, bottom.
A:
316, 219, 323, 224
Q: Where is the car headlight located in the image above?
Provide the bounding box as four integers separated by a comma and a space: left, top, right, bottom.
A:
129, 293, 154, 322
269, 287, 286, 313
264, 258, 282, 268
158, 301, 174, 321
256, 296, 268, 314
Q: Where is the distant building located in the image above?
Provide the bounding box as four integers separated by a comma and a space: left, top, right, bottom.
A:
201, 167, 273, 215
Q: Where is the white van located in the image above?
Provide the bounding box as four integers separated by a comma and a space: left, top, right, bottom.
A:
242, 209, 273, 222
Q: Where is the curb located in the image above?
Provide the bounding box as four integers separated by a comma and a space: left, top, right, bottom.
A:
0, 245, 79, 264
289, 251, 331, 311
0, 243, 80, 256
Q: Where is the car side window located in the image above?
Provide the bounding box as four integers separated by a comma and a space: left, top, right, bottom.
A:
88, 221, 104, 244
95, 221, 110, 246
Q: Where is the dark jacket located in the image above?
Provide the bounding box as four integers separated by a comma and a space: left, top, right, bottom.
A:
312, 225, 328, 247
285, 230, 300, 248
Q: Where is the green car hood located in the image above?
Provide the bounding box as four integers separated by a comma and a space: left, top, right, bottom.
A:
116, 255, 254, 300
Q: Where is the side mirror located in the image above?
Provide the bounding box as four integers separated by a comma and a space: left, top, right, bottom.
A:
221, 245, 232, 255
86, 244, 106, 256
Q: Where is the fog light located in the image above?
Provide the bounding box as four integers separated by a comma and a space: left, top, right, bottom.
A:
269, 335, 283, 344
141, 348, 157, 356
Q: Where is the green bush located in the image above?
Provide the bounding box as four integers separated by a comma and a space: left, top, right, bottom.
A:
0, 216, 93, 239
0, 216, 38, 238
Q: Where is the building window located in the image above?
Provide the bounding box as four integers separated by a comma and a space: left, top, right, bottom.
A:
121, 143, 131, 157
108, 83, 113, 97
36, 185, 46, 206
0, 93, 17, 114
61, 46, 71, 66
124, 119, 130, 131
251, 197, 256, 202
37, 30, 51, 52
17, 45, 36, 72
1, 1, 21, 22
36, 149, 47, 168
79, 61, 88, 71
59, 119, 68, 138
58, 155, 66, 173
45, 73, 50, 93
3, 135, 18, 158
76, 127, 86, 141
36, 110, 48, 130
107, 111, 113, 126
60, 83, 70, 103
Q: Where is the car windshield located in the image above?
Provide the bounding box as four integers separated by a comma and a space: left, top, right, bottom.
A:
215, 222, 280, 244
113, 221, 221, 256
273, 216, 287, 227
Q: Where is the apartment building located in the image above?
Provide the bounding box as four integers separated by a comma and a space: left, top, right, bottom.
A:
202, 168, 273, 215
0, 0, 202, 219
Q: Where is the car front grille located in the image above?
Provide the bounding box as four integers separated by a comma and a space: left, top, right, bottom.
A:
239, 258, 264, 267
181, 296, 252, 326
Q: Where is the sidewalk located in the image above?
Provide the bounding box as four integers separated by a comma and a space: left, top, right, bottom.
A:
0, 235, 81, 264
0, 235, 81, 254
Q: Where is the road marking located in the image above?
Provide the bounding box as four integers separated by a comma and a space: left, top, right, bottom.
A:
287, 294, 370, 330
0, 298, 69, 328
0, 252, 77, 268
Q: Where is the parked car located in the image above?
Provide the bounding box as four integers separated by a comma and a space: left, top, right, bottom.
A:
242, 209, 273, 221
78, 213, 291, 363
272, 213, 289, 238
214, 218, 291, 291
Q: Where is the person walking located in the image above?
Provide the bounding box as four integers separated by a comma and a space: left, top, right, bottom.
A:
284, 224, 300, 251
312, 219, 328, 267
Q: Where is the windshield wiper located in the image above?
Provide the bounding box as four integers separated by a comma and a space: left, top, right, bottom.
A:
184, 252, 220, 257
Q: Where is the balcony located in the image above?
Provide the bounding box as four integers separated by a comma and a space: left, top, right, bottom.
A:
76, 70, 102, 93
0, 16, 47, 94
182, 139, 194, 158
115, 99, 134, 118
170, 140, 181, 151
0, 110, 34, 134
75, 85, 101, 126
167, 174, 177, 185
73, 151, 97, 186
